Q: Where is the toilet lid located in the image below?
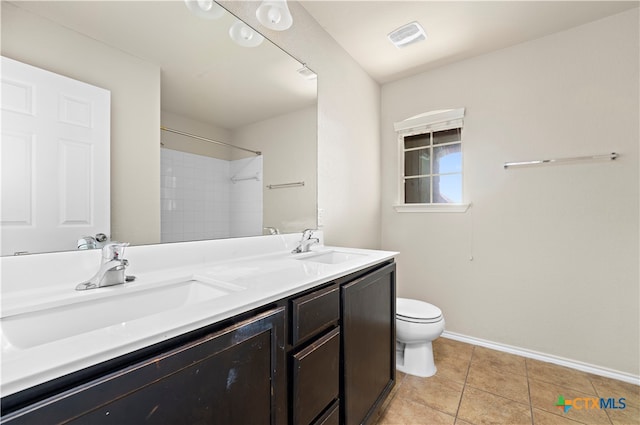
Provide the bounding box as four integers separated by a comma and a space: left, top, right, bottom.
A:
397, 298, 442, 321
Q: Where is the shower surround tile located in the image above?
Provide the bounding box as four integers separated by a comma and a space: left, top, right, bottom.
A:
161, 149, 262, 242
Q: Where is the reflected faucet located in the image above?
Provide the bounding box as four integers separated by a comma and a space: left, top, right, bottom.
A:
77, 233, 108, 250
264, 227, 280, 235
75, 243, 135, 291
292, 229, 319, 254
77, 236, 97, 250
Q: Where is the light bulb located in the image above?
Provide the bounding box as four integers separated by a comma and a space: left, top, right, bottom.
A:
267, 7, 282, 24
240, 27, 252, 41
184, 0, 225, 19
197, 0, 213, 12
255, 0, 292, 31
229, 20, 264, 47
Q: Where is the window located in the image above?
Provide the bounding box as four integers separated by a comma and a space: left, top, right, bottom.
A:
394, 108, 469, 212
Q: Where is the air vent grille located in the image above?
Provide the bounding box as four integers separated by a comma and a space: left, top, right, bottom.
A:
388, 21, 427, 48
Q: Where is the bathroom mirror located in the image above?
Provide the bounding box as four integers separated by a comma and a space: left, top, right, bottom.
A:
1, 1, 317, 256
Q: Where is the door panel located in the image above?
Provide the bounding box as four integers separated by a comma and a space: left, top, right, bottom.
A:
1, 56, 110, 255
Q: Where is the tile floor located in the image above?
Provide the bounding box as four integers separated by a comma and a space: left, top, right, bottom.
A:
376, 338, 640, 425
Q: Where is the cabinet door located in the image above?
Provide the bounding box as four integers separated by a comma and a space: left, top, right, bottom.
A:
2, 308, 286, 425
342, 263, 396, 425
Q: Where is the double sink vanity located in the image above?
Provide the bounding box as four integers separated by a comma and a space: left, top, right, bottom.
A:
2, 1, 395, 423
1, 232, 397, 425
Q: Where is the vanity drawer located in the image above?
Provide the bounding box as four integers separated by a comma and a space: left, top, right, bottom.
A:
292, 327, 340, 425
291, 284, 339, 345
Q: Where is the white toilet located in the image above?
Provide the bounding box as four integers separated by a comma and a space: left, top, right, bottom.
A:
396, 297, 445, 377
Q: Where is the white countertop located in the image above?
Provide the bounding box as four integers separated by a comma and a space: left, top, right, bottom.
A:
0, 234, 396, 398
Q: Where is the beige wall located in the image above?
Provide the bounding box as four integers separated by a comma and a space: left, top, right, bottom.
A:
222, 1, 382, 249
1, 3, 161, 246
381, 9, 639, 375
232, 106, 317, 234
161, 110, 233, 160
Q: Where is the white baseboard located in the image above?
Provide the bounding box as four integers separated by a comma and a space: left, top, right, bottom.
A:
441, 331, 640, 386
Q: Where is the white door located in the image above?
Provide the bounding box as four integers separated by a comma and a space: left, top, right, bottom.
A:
1, 56, 110, 255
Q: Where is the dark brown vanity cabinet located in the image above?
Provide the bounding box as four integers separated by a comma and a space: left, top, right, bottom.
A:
289, 261, 397, 425
341, 262, 396, 425
290, 284, 340, 425
1, 260, 396, 425
1, 308, 287, 425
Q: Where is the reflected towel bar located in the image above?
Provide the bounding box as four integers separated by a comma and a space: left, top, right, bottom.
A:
267, 181, 305, 189
161, 126, 262, 156
503, 152, 618, 169
231, 172, 261, 183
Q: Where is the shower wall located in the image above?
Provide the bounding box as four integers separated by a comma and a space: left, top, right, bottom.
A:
229, 156, 264, 238
160, 148, 263, 242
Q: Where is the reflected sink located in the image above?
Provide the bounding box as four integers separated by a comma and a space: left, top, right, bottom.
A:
296, 250, 367, 265
2, 279, 244, 349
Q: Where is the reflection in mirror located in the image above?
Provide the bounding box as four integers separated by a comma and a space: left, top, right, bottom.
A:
1, 0, 317, 256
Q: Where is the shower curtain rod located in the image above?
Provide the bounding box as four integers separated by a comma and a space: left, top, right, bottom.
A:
160, 126, 262, 156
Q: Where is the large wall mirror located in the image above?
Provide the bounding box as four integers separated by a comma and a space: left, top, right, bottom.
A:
1, 1, 317, 256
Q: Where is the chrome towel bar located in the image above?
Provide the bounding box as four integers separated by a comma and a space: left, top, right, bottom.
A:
267, 181, 305, 189
504, 152, 618, 169
231, 172, 261, 183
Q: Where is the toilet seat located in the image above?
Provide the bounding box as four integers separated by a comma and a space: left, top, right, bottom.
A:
397, 298, 443, 323
395, 297, 445, 377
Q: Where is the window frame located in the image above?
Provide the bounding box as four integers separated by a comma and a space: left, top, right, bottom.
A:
393, 108, 470, 213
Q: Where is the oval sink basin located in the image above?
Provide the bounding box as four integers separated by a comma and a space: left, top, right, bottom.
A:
296, 250, 367, 264
1, 279, 244, 349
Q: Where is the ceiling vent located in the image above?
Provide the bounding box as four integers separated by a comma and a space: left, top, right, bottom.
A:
388, 21, 427, 48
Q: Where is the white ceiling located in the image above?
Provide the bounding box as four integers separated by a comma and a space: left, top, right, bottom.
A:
300, 1, 639, 84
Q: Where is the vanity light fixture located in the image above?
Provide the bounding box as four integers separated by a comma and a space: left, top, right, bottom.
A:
256, 0, 293, 31
388, 21, 427, 48
184, 0, 225, 20
229, 20, 265, 47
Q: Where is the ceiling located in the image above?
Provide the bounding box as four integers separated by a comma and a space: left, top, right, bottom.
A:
300, 1, 639, 84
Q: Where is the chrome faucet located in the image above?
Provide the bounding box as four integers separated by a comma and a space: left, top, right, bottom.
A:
75, 242, 134, 291
292, 229, 319, 254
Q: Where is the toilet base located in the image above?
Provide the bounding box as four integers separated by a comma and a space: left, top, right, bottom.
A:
396, 341, 437, 377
